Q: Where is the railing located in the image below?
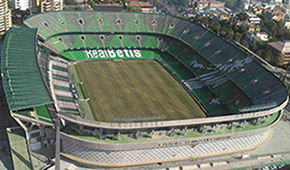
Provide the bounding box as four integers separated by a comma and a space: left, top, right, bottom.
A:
59, 112, 281, 150
58, 97, 287, 130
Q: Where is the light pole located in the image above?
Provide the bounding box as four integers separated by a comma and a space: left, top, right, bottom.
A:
55, 115, 60, 170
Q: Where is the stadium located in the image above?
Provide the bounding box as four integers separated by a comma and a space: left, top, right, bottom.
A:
1, 11, 288, 167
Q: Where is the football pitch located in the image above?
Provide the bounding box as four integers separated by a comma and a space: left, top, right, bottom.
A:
73, 60, 206, 122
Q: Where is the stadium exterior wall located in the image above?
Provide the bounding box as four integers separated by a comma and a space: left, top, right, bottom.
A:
60, 111, 281, 151
60, 124, 275, 167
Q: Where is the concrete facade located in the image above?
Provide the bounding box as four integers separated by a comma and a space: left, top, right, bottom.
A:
0, 0, 11, 35
61, 129, 273, 166
13, 0, 30, 10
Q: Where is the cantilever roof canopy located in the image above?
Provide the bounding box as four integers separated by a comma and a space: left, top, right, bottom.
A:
1, 27, 54, 111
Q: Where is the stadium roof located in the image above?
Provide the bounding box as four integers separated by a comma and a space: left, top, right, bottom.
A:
1, 27, 54, 111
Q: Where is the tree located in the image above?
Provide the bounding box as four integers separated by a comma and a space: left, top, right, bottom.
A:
255, 49, 264, 56
240, 38, 249, 48
65, 0, 75, 5
123, 6, 142, 12
264, 20, 277, 29
237, 13, 248, 21
272, 53, 284, 65
201, 17, 210, 27
172, 0, 188, 6
225, 34, 233, 41
194, 15, 203, 24
233, 32, 242, 42
263, 20, 278, 37
227, 28, 234, 36
261, 50, 272, 63
238, 25, 248, 34
226, 0, 237, 8
257, 41, 266, 48
219, 0, 238, 9
8, 0, 13, 9
221, 30, 227, 37
250, 43, 258, 52
263, 53, 272, 63
233, 25, 240, 32
211, 21, 221, 33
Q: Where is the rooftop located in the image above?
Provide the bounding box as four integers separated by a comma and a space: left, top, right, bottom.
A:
268, 40, 290, 52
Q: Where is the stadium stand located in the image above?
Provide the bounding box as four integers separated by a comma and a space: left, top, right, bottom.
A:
50, 60, 78, 114
38, 48, 51, 88
0, 11, 287, 168
23, 12, 288, 117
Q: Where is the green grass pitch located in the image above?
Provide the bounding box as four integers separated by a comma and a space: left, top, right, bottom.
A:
74, 60, 206, 122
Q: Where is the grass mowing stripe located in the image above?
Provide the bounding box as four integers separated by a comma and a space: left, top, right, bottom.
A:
145, 63, 186, 119
146, 61, 203, 119
132, 62, 168, 115
76, 63, 106, 121
117, 61, 153, 117
141, 62, 179, 116
117, 62, 151, 116
88, 62, 117, 121
72, 65, 96, 120
134, 61, 197, 120
113, 63, 140, 117
101, 62, 131, 120
127, 62, 162, 116
142, 63, 182, 106
131, 62, 169, 116
89, 61, 142, 121
149, 63, 199, 118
